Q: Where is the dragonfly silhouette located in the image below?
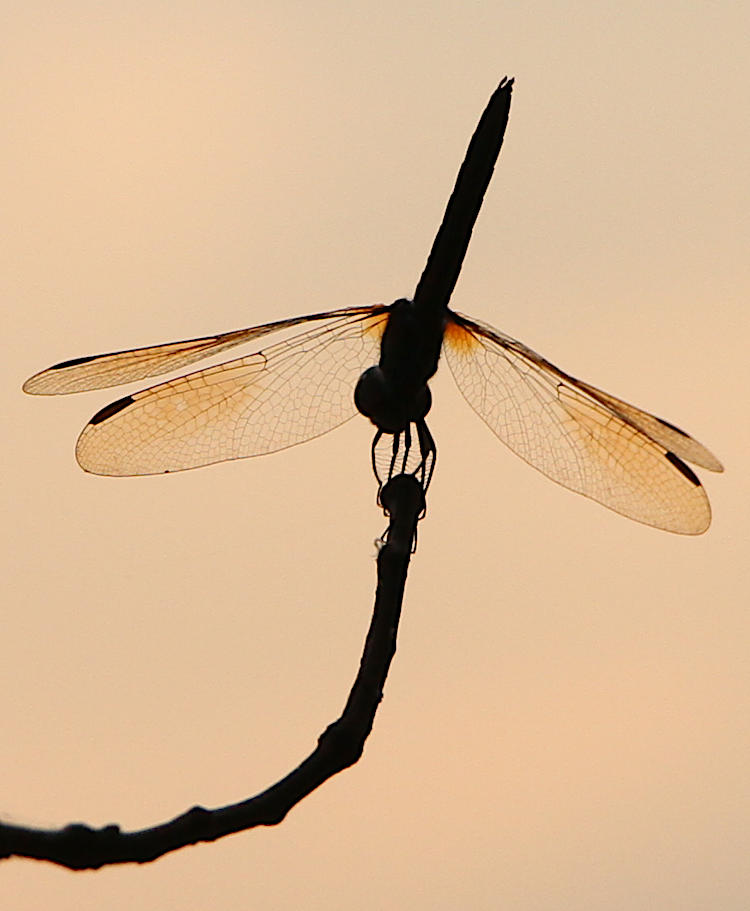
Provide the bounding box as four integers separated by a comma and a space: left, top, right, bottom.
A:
23, 79, 722, 534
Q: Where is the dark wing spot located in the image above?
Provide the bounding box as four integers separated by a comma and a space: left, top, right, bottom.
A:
51, 354, 99, 370
658, 416, 690, 438
665, 450, 700, 487
89, 395, 135, 425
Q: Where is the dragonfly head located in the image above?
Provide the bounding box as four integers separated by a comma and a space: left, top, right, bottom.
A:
354, 365, 432, 434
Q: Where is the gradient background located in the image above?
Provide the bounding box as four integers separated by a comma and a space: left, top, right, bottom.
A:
3, 2, 749, 908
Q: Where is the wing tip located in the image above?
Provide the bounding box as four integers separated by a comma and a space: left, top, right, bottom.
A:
23, 355, 103, 395
22, 372, 47, 395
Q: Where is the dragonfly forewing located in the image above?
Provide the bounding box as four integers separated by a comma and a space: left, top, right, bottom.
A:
22, 306, 381, 395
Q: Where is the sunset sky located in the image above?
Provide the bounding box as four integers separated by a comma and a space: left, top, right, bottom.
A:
3, 2, 749, 908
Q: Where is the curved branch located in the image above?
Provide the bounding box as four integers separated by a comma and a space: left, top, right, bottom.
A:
0, 475, 425, 870
5, 75, 514, 871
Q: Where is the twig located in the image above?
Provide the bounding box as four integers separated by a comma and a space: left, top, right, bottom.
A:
0, 475, 425, 869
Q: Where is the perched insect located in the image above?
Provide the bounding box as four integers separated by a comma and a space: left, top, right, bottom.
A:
23, 78, 722, 534
23, 295, 722, 534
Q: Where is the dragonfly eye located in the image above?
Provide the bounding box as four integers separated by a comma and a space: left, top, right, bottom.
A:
355, 365, 390, 426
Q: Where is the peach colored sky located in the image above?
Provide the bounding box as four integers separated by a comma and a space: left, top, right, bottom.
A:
3, 3, 749, 908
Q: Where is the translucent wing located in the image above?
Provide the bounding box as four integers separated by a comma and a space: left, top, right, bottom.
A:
23, 306, 377, 395
443, 311, 722, 534
69, 307, 387, 476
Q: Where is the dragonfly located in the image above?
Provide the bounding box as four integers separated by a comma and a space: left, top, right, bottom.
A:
22, 296, 722, 534
23, 79, 722, 534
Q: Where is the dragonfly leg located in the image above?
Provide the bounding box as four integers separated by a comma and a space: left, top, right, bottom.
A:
371, 419, 436, 531
399, 423, 412, 475
415, 419, 436, 497
371, 429, 384, 482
